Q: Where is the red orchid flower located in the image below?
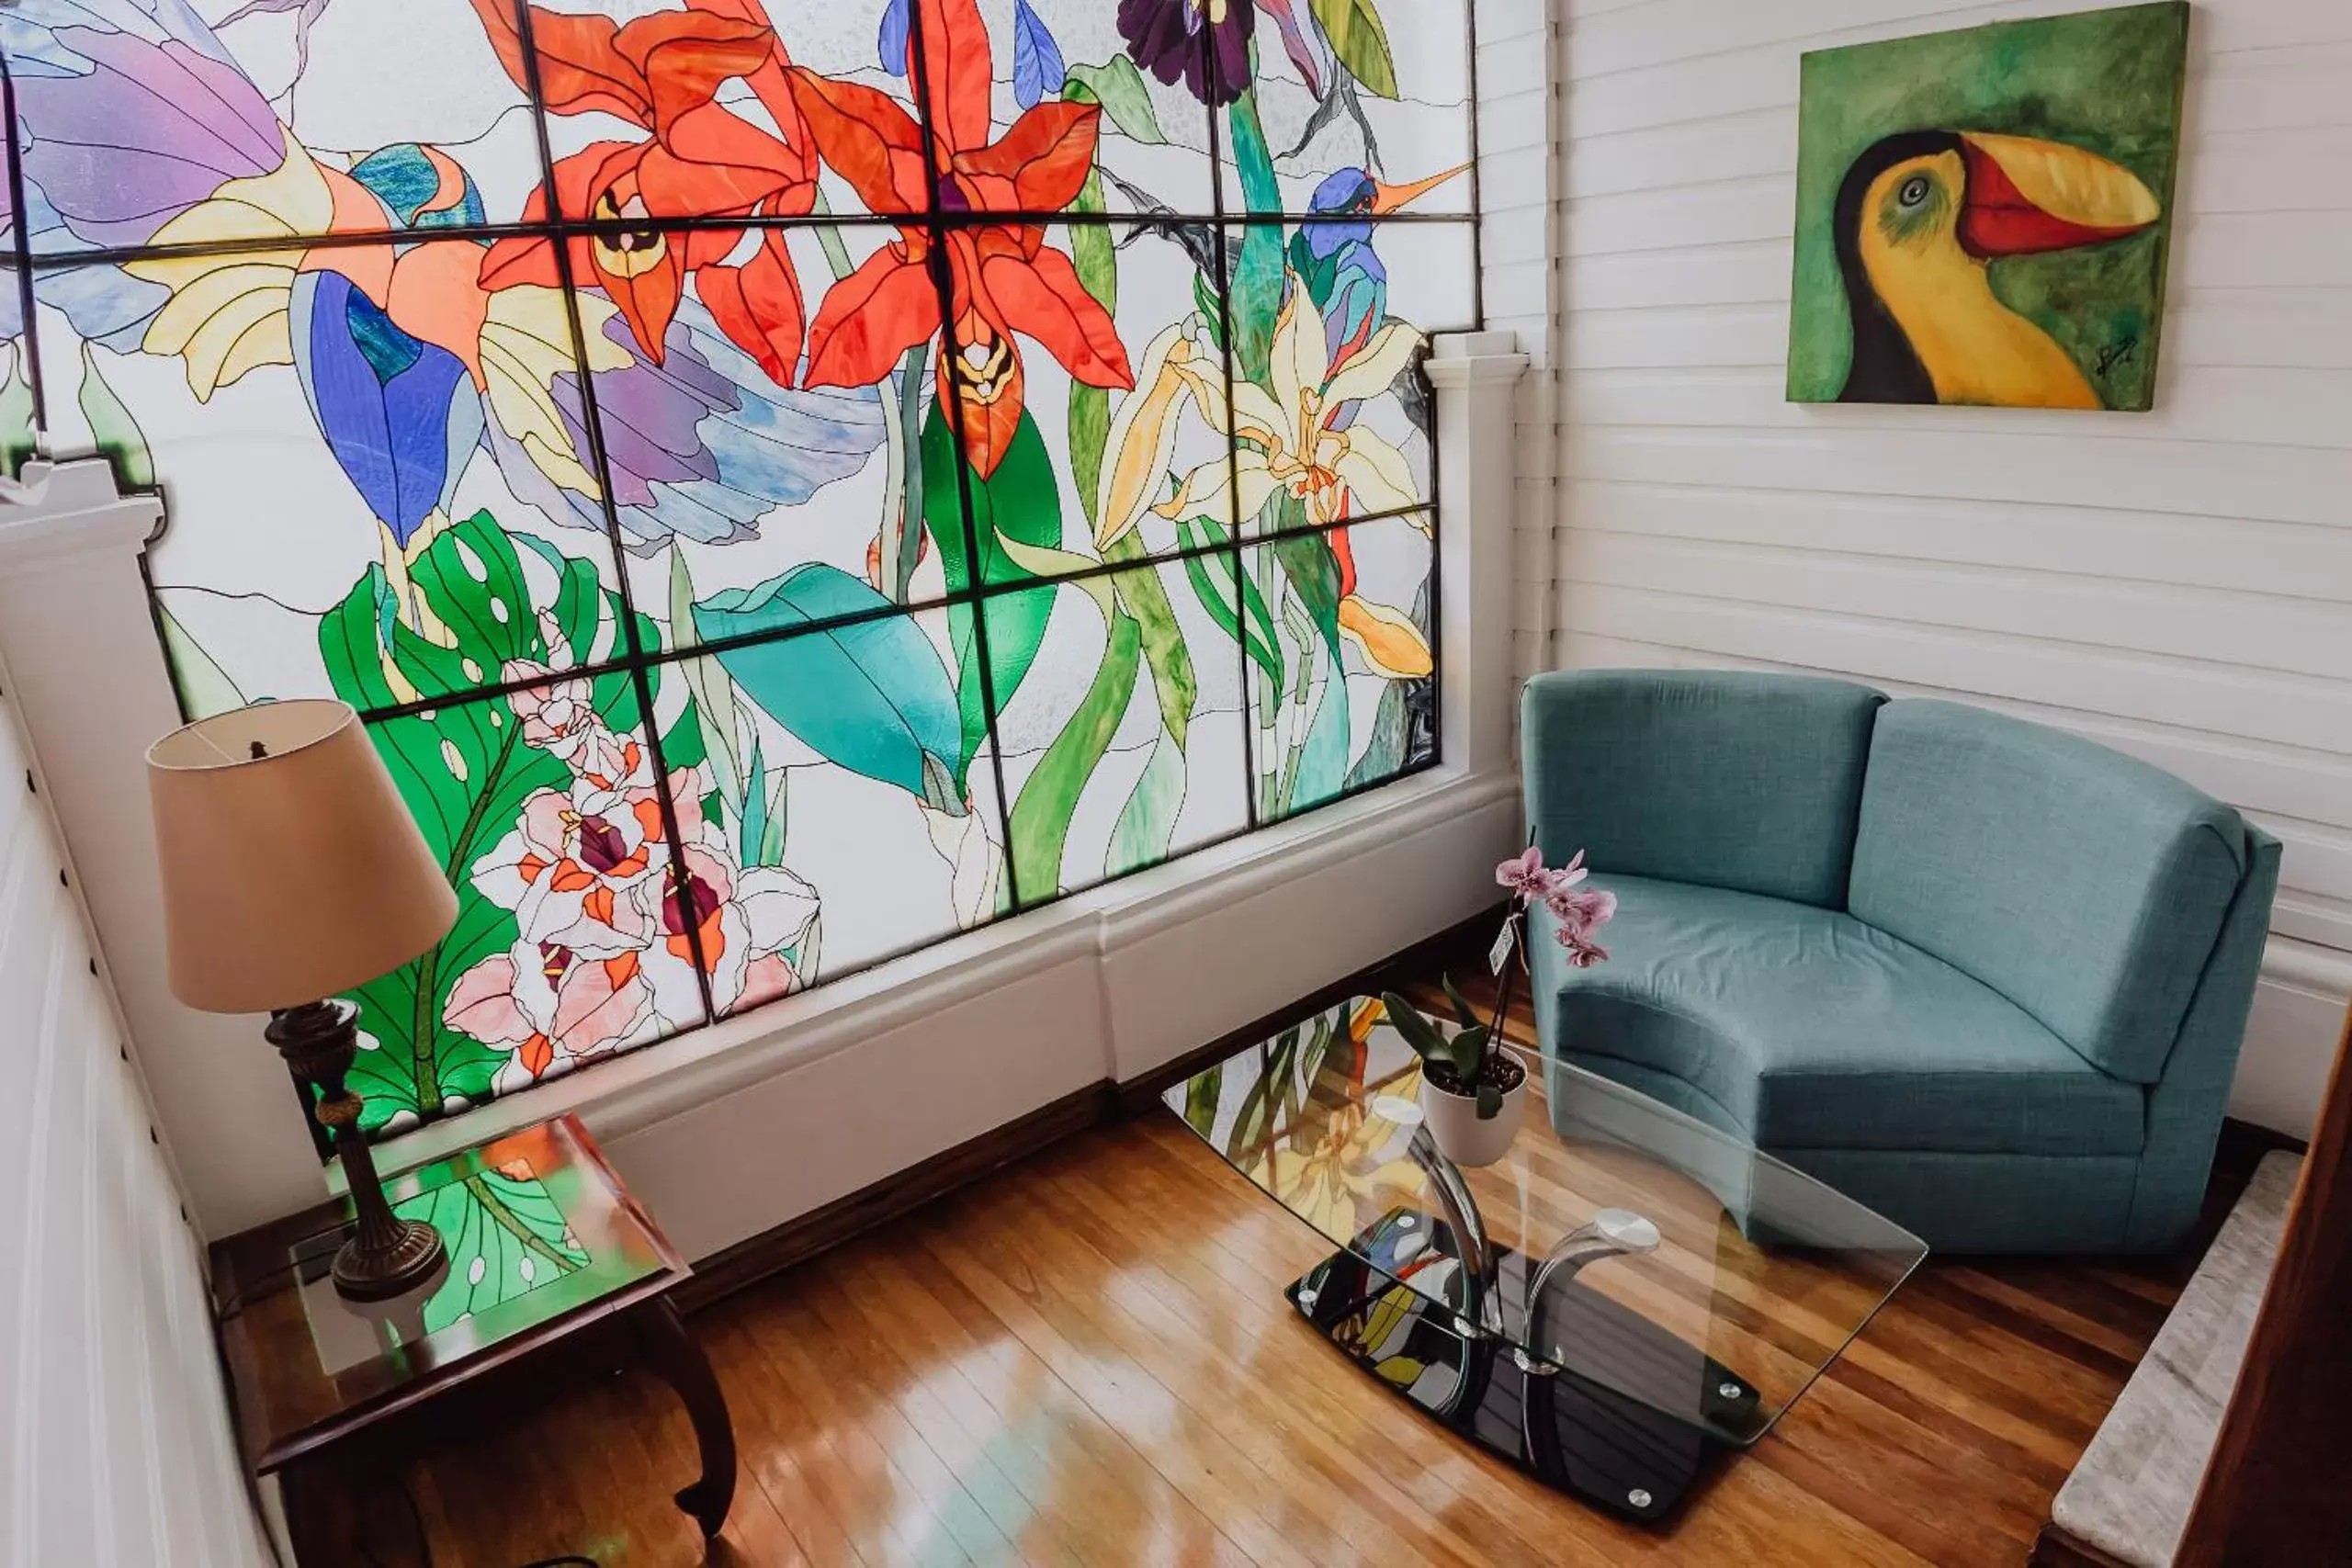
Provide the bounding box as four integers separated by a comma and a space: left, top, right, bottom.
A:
786, 0, 1132, 476
469, 0, 815, 383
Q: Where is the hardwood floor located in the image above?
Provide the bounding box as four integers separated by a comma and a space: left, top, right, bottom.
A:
392, 965, 2253, 1568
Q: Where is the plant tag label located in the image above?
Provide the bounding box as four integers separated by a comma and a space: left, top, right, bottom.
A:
1488, 919, 1517, 976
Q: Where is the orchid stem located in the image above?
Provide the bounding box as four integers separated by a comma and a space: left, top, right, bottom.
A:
808, 189, 855, 281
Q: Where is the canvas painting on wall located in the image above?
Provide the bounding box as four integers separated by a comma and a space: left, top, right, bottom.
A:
1786, 2, 2189, 411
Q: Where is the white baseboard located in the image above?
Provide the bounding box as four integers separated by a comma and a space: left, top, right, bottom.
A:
2233, 937, 2352, 1141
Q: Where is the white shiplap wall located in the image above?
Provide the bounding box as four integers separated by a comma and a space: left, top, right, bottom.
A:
0, 679, 269, 1568
1475, 0, 1566, 691
1535, 0, 2352, 1131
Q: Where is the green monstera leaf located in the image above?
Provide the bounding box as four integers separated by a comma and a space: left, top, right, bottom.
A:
317, 518, 650, 1132
695, 563, 964, 809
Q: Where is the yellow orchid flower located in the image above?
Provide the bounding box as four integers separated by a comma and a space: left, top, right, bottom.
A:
1339, 595, 1434, 679
1149, 270, 1423, 533
1093, 318, 1213, 550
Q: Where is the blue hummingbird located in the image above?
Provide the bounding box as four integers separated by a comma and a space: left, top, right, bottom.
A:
1289, 163, 1470, 372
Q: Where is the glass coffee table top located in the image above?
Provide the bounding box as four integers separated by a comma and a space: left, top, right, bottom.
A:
1164, 996, 1926, 1452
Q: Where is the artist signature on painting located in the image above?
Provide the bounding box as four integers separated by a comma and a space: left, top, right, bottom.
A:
2096, 335, 2141, 378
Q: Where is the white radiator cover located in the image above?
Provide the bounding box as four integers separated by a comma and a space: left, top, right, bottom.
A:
0, 678, 269, 1567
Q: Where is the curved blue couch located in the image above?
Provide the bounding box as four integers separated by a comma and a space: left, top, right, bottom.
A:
1522, 669, 2280, 1254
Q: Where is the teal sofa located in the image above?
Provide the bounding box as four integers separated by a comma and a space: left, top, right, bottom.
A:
1522, 670, 2280, 1254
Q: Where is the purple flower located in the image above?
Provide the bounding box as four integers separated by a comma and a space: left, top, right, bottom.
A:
1559, 933, 1611, 969
1117, 0, 1253, 106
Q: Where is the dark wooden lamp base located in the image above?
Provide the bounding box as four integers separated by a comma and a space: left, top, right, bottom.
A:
266, 999, 447, 1302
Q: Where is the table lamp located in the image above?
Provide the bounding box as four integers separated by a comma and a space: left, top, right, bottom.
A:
148, 698, 458, 1301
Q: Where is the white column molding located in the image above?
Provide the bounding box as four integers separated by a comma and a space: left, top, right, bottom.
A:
0, 459, 325, 1234
1428, 330, 1531, 781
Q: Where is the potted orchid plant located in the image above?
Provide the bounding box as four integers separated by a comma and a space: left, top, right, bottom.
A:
1383, 843, 1617, 1166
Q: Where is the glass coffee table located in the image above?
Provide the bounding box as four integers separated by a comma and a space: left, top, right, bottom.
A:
1165, 997, 1927, 1524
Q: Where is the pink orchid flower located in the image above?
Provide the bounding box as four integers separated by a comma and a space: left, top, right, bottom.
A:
1546, 883, 1617, 969
503, 660, 646, 790
1545, 885, 1617, 933
1496, 845, 1593, 902
1558, 932, 1611, 969
444, 939, 657, 1084
1495, 844, 1551, 897
469, 769, 669, 955
626, 789, 820, 1022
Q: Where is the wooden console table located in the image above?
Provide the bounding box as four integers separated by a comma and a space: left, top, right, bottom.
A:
209, 1114, 733, 1563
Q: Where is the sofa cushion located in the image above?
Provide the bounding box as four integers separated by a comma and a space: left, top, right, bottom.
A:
1531, 876, 2146, 1157
1521, 669, 1886, 909
1848, 700, 2249, 1084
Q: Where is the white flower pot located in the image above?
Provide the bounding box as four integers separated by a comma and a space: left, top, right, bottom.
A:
1420, 1066, 1529, 1168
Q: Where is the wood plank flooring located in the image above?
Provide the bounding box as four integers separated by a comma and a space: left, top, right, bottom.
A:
392, 965, 2252, 1568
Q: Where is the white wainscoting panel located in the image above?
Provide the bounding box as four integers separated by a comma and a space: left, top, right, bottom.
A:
0, 682, 269, 1567
1544, 0, 2352, 1133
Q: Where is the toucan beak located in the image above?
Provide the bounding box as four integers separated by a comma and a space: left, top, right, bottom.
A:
1370, 163, 1471, 215
1958, 132, 2160, 258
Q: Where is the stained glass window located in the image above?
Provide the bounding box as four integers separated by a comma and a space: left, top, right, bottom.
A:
0, 0, 1476, 1138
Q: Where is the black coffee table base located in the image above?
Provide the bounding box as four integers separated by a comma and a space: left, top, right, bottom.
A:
1285, 1233, 1758, 1526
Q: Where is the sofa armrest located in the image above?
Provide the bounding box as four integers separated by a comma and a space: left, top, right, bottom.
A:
2125, 824, 2283, 1251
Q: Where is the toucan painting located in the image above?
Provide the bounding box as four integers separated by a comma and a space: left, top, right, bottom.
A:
1786, 3, 2188, 412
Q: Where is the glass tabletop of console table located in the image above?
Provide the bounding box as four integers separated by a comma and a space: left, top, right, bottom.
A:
1163, 996, 1926, 1512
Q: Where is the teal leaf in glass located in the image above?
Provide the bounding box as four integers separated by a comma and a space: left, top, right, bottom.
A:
695, 564, 963, 804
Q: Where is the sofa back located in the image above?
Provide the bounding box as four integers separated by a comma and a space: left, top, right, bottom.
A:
1521, 669, 1886, 908
1848, 700, 2255, 1083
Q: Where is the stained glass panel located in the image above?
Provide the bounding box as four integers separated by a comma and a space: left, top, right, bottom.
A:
0, 0, 1462, 1140
6, 0, 545, 254
30, 249, 633, 715
995, 550, 1248, 905
1214, 220, 1474, 536
663, 605, 1006, 1006
1215, 1, 1476, 219
349, 673, 702, 1136
1243, 510, 1435, 821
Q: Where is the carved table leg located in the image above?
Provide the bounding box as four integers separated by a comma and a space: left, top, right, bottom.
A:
632, 1296, 737, 1537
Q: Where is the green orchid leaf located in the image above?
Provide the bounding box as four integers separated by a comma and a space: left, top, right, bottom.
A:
922, 405, 1059, 785
1108, 532, 1196, 748
1380, 992, 1449, 1062
1065, 160, 1118, 535
1011, 607, 1141, 900
1475, 1081, 1504, 1121
1226, 90, 1287, 378
1067, 57, 1169, 144
77, 343, 155, 491
1177, 516, 1283, 686
739, 732, 768, 867
0, 355, 39, 479
672, 550, 743, 813
1345, 677, 1408, 789
1441, 974, 1482, 1032
1451, 1028, 1488, 1085
695, 563, 962, 801
1109, 728, 1186, 876
1182, 1060, 1224, 1137
1313, 0, 1401, 98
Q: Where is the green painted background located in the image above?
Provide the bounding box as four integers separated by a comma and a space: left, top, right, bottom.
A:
1785, 2, 2189, 409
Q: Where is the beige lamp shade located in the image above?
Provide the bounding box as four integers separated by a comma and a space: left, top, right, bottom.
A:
148, 699, 457, 1014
